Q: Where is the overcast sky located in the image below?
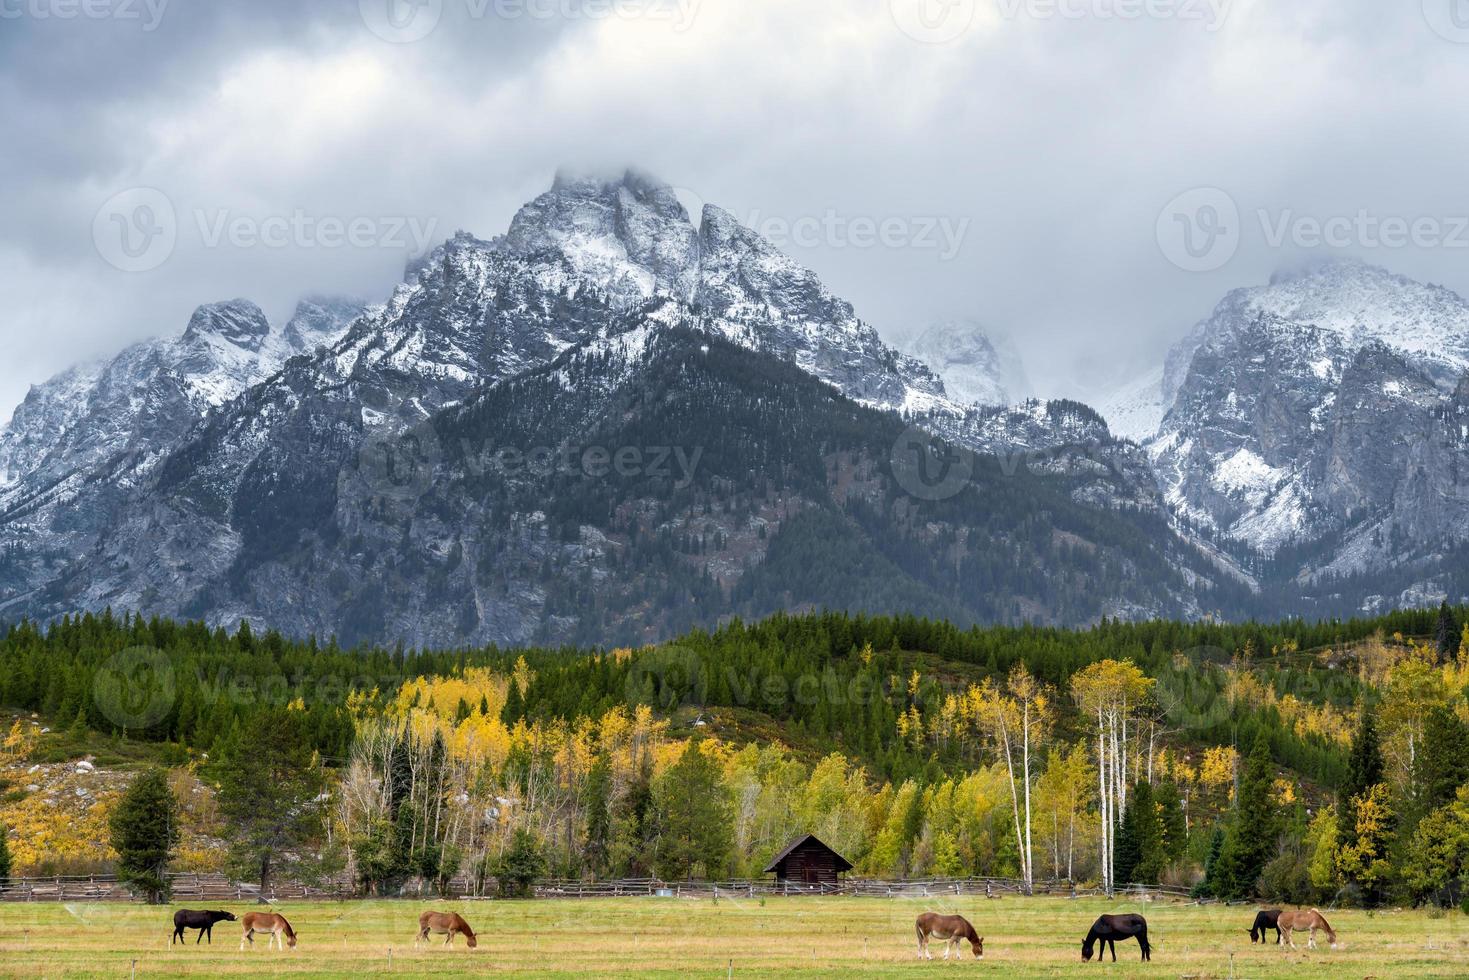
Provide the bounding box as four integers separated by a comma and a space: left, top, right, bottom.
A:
4, 0, 1469, 417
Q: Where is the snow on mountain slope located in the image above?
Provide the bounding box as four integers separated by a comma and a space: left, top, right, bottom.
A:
905, 319, 1031, 407
2, 167, 1187, 637
1097, 366, 1165, 443
1151, 258, 1469, 562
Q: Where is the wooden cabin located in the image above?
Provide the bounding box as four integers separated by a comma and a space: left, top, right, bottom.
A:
763, 834, 853, 887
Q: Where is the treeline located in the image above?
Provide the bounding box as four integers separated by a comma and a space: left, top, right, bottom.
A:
0, 605, 1454, 774
4, 604, 1469, 907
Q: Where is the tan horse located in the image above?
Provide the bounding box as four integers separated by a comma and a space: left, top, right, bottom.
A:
1277, 908, 1337, 950
416, 910, 477, 948
239, 911, 297, 950
915, 912, 983, 960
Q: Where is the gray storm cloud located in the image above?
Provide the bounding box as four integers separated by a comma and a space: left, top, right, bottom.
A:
4, 0, 1469, 417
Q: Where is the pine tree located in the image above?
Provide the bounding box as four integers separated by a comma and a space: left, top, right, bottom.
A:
1415, 705, 1469, 815
0, 822, 11, 884
1116, 780, 1163, 883
213, 707, 326, 893
1214, 733, 1278, 899
650, 740, 733, 879
109, 767, 178, 903
502, 679, 525, 726
1339, 707, 1386, 848
1435, 602, 1459, 662
1154, 780, 1187, 862
583, 750, 613, 877
1195, 826, 1225, 898
492, 829, 546, 898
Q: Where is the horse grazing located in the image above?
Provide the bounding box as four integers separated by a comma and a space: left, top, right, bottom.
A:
1277, 908, 1337, 950
172, 909, 236, 945
239, 911, 297, 951
416, 910, 478, 948
1248, 909, 1282, 945
914, 912, 983, 960
1081, 913, 1151, 962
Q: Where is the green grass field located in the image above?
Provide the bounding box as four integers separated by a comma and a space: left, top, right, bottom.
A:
0, 896, 1465, 978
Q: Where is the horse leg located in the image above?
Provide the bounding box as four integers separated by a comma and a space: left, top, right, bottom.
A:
172, 927, 181, 945
1109, 939, 1117, 962
240, 930, 250, 951
1306, 927, 1316, 950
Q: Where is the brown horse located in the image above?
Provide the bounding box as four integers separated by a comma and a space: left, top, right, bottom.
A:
1277, 908, 1337, 950
239, 911, 297, 950
915, 912, 983, 960
416, 910, 478, 948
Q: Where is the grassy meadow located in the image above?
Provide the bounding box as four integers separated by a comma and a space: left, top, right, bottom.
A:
0, 896, 1466, 978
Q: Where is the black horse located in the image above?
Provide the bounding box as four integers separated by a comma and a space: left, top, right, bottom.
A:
1248, 909, 1282, 944
1082, 913, 1151, 962
172, 909, 237, 945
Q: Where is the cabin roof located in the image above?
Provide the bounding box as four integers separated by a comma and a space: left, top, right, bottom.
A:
762, 833, 854, 873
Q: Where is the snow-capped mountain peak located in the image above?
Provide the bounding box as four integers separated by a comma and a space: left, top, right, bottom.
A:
906, 319, 1031, 407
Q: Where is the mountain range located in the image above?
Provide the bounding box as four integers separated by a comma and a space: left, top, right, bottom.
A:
1, 170, 1466, 643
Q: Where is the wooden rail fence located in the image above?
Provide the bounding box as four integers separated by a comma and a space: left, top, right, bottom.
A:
0, 873, 1195, 904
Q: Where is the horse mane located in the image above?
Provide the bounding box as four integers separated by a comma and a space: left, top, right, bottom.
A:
1310, 908, 1335, 941
277, 913, 296, 938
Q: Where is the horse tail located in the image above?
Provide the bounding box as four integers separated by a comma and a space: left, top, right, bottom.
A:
1310, 909, 1336, 943
1138, 923, 1152, 957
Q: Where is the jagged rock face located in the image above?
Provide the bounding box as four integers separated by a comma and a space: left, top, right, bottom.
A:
1152, 259, 1469, 575
0, 168, 1188, 639
0, 296, 362, 613
906, 320, 1031, 407
505, 168, 703, 305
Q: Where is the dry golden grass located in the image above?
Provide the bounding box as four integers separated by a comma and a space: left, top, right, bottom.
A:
0, 895, 1465, 977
